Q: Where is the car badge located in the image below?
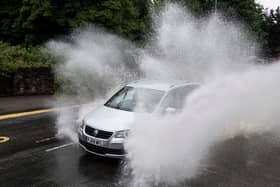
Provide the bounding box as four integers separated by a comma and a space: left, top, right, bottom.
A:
93, 129, 99, 136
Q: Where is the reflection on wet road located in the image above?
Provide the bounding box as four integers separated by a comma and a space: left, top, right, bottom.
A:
1, 113, 280, 186
0, 113, 124, 186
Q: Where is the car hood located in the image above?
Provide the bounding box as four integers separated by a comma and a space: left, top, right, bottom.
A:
84, 105, 138, 132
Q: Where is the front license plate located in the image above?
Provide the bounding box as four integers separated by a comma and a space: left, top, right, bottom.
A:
87, 137, 103, 146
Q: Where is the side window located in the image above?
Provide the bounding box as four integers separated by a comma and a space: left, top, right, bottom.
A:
160, 85, 197, 111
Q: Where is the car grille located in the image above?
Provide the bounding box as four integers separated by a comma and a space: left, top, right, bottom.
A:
85, 125, 113, 139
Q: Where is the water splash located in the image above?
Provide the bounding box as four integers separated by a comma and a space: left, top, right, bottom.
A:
46, 3, 280, 186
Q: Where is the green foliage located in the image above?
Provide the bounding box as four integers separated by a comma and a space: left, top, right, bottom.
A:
75, 0, 149, 41
0, 0, 279, 58
0, 0, 149, 46
263, 7, 280, 57
0, 0, 23, 44
0, 41, 54, 77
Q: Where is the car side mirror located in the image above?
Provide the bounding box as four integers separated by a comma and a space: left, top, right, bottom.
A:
165, 107, 177, 114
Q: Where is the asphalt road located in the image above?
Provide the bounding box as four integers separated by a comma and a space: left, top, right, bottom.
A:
1, 112, 280, 186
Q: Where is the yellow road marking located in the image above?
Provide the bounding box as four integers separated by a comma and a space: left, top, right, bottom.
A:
0, 136, 10, 143
0, 109, 53, 120
0, 105, 81, 121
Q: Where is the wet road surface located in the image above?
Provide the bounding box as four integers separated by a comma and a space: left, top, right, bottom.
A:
1, 112, 280, 186
0, 113, 125, 186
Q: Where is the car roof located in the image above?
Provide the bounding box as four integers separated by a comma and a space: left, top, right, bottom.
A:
127, 80, 200, 91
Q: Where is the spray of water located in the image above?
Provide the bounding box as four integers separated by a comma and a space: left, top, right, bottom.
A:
46, 27, 141, 141
125, 63, 280, 186
46, 3, 280, 185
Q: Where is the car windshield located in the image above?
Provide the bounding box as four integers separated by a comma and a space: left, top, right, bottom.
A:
104, 86, 165, 113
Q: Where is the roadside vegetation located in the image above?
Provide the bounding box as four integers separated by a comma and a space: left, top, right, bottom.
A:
0, 42, 53, 78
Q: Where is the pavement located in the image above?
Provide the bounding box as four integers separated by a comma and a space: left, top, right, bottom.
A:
0, 95, 55, 115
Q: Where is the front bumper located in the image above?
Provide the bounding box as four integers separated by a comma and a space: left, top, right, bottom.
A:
78, 128, 126, 159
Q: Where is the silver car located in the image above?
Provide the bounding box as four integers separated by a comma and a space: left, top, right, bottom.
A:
78, 80, 199, 158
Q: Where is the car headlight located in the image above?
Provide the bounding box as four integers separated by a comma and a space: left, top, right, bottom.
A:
114, 130, 129, 138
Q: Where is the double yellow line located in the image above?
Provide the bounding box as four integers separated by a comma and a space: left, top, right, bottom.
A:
0, 105, 81, 121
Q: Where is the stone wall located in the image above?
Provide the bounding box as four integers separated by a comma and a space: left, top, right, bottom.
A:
0, 67, 54, 96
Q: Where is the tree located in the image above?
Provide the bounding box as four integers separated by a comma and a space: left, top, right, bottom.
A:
0, 0, 149, 46
263, 7, 280, 57
0, 0, 23, 44
75, 0, 149, 41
